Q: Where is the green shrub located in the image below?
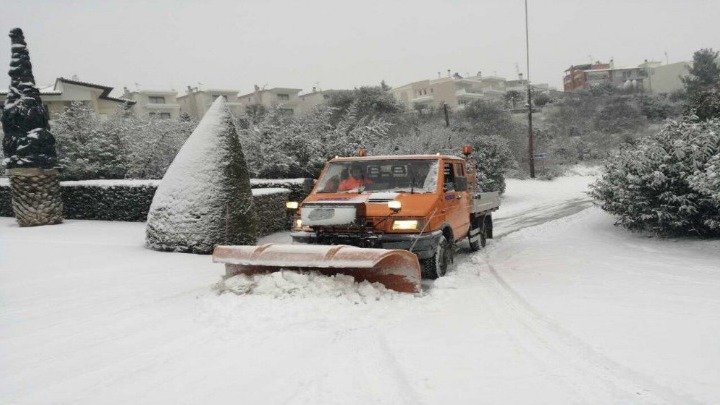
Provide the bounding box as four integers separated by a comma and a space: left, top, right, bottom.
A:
590, 119, 720, 236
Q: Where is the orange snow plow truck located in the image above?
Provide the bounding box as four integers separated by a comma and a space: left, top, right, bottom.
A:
213, 147, 500, 293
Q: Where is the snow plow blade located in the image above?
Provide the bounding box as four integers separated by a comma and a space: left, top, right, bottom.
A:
213, 244, 422, 293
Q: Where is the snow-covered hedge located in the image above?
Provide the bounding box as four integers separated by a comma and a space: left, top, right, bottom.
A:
62, 180, 159, 221
253, 188, 292, 235
590, 119, 720, 236
250, 178, 314, 202
0, 180, 291, 236
0, 177, 11, 216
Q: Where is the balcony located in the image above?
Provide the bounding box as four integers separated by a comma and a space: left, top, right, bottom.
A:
455, 89, 485, 99
411, 95, 433, 105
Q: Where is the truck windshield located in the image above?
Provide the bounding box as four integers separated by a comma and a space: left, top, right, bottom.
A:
315, 159, 439, 194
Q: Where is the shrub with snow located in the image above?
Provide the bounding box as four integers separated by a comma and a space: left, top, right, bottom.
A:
590, 119, 720, 236
470, 135, 515, 194
52, 102, 196, 180
146, 98, 258, 253
241, 103, 391, 178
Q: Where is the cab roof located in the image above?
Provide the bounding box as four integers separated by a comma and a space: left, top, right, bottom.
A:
329, 154, 466, 163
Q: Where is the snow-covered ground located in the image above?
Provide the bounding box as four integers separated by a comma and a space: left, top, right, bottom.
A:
1, 169, 719, 404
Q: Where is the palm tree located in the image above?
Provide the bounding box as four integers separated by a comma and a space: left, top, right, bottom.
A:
1, 28, 63, 226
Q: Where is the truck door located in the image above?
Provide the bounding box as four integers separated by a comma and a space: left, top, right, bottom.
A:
442, 161, 470, 240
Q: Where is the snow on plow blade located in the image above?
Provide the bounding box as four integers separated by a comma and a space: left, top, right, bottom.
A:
213, 244, 422, 293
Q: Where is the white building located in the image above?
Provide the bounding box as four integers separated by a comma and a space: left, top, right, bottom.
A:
122, 88, 181, 120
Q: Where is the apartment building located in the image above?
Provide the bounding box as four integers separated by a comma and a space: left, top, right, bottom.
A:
236, 86, 303, 116
177, 87, 244, 120
122, 88, 181, 120
392, 71, 526, 110
296, 88, 341, 115
563, 63, 611, 92
0, 77, 134, 119
564, 60, 691, 94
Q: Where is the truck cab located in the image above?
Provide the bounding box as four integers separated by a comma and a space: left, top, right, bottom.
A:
288, 153, 499, 279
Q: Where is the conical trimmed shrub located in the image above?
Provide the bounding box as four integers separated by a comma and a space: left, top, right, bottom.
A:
146, 97, 258, 253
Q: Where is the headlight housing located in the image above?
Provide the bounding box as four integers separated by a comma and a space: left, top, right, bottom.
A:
392, 219, 419, 230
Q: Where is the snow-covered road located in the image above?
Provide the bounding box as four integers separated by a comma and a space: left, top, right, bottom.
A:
1, 170, 719, 404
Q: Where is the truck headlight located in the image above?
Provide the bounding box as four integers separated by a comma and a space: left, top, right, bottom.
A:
392, 219, 419, 230
294, 219, 302, 229
388, 200, 402, 212
286, 201, 299, 210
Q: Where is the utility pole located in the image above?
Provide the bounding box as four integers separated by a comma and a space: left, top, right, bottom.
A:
443, 103, 450, 127
525, 0, 535, 178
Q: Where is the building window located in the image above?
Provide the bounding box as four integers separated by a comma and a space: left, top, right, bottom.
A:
277, 93, 290, 101
149, 96, 166, 104
160, 113, 171, 119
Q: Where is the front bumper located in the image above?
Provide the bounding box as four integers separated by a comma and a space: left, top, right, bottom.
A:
290, 230, 442, 259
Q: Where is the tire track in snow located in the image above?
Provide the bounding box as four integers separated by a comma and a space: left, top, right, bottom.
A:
468, 253, 702, 404
452, 198, 702, 404
492, 197, 594, 239
278, 328, 426, 405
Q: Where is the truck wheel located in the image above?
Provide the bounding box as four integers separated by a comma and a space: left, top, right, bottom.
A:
421, 237, 452, 279
468, 217, 487, 251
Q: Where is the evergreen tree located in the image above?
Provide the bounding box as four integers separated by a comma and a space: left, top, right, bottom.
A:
682, 48, 720, 97
683, 48, 720, 120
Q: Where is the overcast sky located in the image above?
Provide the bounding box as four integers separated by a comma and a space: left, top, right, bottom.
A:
1, 0, 718, 96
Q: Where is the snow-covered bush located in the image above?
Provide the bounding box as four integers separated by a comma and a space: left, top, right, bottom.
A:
372, 121, 514, 194
250, 178, 314, 202
469, 135, 515, 194
241, 103, 391, 178
53, 102, 130, 179
52, 102, 196, 180
687, 87, 720, 122
146, 98, 258, 253
590, 119, 720, 236
592, 98, 646, 134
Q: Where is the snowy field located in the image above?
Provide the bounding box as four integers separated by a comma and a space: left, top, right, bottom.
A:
2, 169, 720, 404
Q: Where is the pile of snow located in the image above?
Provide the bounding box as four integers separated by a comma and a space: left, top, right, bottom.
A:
216, 271, 406, 303
145, 97, 257, 253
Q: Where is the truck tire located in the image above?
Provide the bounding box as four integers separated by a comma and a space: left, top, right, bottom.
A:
421, 237, 452, 279
468, 216, 487, 251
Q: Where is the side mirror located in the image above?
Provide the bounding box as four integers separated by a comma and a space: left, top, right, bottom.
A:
454, 177, 468, 192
